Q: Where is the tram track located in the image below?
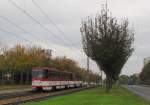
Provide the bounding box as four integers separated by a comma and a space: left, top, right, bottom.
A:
0, 91, 33, 100
0, 86, 94, 105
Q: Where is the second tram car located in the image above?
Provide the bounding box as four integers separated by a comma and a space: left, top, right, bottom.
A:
32, 67, 82, 91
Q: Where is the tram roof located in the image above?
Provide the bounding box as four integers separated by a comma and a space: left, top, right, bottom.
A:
32, 67, 73, 74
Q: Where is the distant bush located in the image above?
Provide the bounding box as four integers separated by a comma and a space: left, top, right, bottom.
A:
118, 75, 129, 85
140, 62, 150, 85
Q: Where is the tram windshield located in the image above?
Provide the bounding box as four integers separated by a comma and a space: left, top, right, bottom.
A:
32, 70, 48, 78
32, 70, 43, 78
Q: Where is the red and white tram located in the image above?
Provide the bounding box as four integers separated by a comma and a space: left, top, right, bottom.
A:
32, 67, 82, 91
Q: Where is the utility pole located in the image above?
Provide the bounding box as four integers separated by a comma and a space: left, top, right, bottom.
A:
87, 42, 90, 85
87, 55, 89, 84
101, 69, 103, 87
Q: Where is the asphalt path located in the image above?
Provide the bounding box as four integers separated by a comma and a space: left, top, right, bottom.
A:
0, 88, 31, 95
123, 85, 150, 102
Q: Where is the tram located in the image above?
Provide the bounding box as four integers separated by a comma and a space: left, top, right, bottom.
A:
32, 67, 82, 91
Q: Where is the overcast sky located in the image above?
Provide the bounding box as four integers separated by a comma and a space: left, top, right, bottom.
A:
0, 0, 149, 76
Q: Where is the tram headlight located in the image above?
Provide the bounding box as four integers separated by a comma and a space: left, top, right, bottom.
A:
32, 81, 42, 86
42, 81, 49, 86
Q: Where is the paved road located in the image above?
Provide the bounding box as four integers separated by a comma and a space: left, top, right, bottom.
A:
123, 85, 150, 102
0, 88, 31, 95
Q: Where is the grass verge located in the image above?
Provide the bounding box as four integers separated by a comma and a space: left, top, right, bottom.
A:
22, 86, 150, 105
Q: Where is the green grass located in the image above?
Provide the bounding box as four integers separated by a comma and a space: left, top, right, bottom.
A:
23, 86, 150, 105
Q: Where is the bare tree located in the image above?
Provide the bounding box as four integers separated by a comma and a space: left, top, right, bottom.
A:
80, 4, 134, 92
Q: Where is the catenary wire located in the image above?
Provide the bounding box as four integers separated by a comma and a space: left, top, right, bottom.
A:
0, 16, 66, 55
9, 0, 74, 50
31, 0, 77, 48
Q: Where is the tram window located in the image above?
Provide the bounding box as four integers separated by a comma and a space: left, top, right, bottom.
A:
66, 73, 70, 80
49, 71, 58, 79
70, 74, 72, 80
63, 73, 66, 80
65, 73, 68, 80
43, 70, 48, 78
63, 73, 65, 79
60, 72, 62, 79
53, 72, 57, 79
32, 70, 43, 78
49, 71, 54, 79
56, 72, 60, 79
65, 73, 70, 80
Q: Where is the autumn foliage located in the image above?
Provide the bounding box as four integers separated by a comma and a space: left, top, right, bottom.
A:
0, 44, 100, 83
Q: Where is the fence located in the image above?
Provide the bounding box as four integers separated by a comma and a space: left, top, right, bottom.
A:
0, 70, 31, 85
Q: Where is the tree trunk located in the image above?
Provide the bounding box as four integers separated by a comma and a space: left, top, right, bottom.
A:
105, 75, 113, 93
1, 71, 4, 85
11, 72, 14, 85
26, 71, 30, 85
20, 72, 23, 85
